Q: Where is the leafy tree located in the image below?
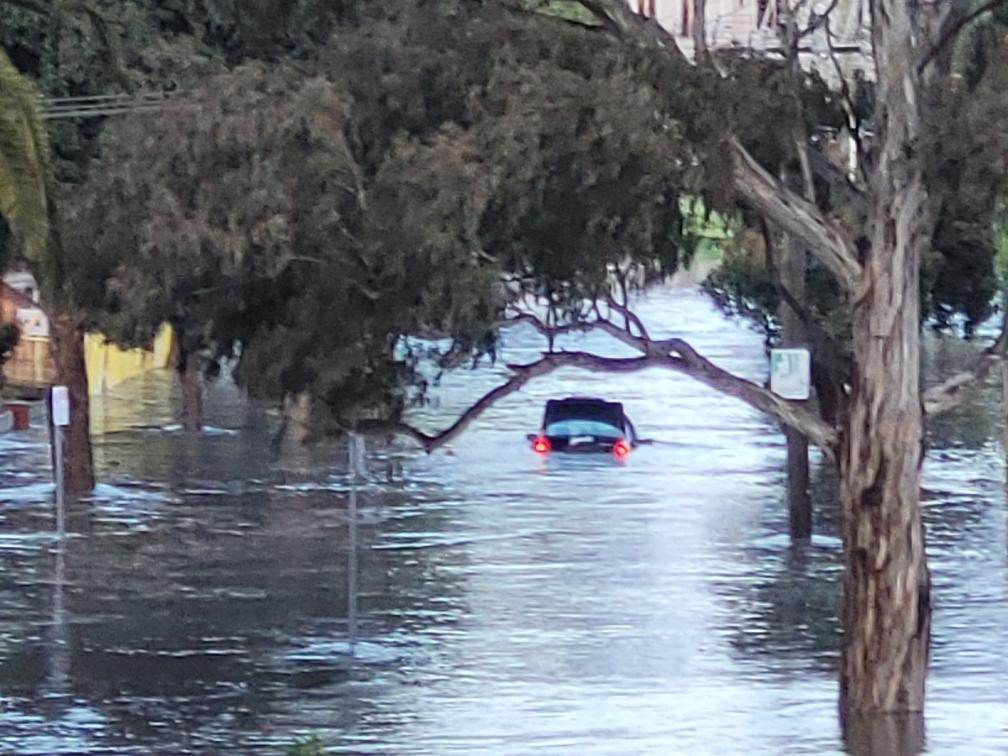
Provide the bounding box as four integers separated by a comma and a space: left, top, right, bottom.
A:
0, 48, 47, 369
0, 48, 50, 268
69, 3, 710, 429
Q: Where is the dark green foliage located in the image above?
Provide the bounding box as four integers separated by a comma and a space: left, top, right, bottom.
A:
924, 23, 1008, 333
49, 0, 1008, 429
68, 3, 721, 427
65, 64, 430, 422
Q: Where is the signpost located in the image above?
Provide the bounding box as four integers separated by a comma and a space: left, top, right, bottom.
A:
51, 386, 70, 535
770, 348, 812, 401
49, 386, 70, 697
347, 433, 366, 654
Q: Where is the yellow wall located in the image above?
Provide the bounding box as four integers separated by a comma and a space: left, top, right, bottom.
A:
84, 325, 175, 396
4, 336, 54, 387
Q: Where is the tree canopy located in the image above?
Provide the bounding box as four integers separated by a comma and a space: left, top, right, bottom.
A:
62, 5, 688, 424
0, 48, 50, 268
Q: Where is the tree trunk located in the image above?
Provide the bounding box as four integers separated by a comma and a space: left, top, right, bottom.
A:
281, 392, 311, 447
49, 314, 95, 496
780, 232, 811, 539
178, 351, 203, 433
692, 0, 707, 60
785, 427, 811, 537
838, 1, 932, 712
840, 288, 930, 711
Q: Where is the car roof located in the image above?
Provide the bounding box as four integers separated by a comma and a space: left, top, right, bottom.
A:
547, 396, 617, 407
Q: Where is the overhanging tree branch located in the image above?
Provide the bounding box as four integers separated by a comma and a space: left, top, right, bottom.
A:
730, 137, 864, 292
386, 340, 838, 456
661, 337, 838, 453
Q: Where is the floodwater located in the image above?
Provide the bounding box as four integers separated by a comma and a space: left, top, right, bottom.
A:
0, 285, 1006, 755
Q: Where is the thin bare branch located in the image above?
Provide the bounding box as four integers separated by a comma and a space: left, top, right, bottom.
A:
923, 318, 1008, 416
919, 0, 1008, 73
796, 0, 839, 39
606, 295, 651, 340
504, 311, 593, 339
824, 16, 869, 186
730, 137, 863, 292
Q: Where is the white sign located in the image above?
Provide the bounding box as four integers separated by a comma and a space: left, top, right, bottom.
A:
15, 307, 49, 338
770, 348, 811, 400
52, 386, 70, 427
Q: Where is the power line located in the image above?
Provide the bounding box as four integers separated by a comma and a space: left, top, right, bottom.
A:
40, 92, 181, 120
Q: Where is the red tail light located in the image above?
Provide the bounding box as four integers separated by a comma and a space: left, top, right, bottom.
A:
532, 436, 551, 454
612, 439, 631, 458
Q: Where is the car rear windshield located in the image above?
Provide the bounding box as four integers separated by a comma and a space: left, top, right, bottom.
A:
544, 400, 624, 428
545, 419, 623, 439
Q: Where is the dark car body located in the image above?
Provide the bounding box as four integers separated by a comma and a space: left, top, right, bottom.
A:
529, 397, 637, 455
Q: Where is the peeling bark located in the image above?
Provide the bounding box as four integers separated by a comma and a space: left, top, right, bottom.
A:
838, 0, 932, 713
49, 314, 95, 496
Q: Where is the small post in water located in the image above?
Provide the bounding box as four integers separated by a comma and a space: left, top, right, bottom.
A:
51, 385, 71, 534
347, 433, 364, 654
49, 385, 71, 696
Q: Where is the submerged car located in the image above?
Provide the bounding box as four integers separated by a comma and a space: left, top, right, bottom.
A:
528, 397, 638, 458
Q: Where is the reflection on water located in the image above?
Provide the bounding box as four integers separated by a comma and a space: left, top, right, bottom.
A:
0, 287, 1005, 754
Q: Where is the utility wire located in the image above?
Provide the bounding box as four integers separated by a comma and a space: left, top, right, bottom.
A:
40, 91, 181, 120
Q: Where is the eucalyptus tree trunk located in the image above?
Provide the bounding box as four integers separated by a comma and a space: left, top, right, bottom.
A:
49, 314, 95, 496
837, 0, 932, 712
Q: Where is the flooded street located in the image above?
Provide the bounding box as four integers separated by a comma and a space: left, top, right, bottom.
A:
0, 284, 1006, 754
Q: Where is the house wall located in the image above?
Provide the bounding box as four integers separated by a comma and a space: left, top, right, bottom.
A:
84, 325, 175, 395
0, 282, 175, 395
